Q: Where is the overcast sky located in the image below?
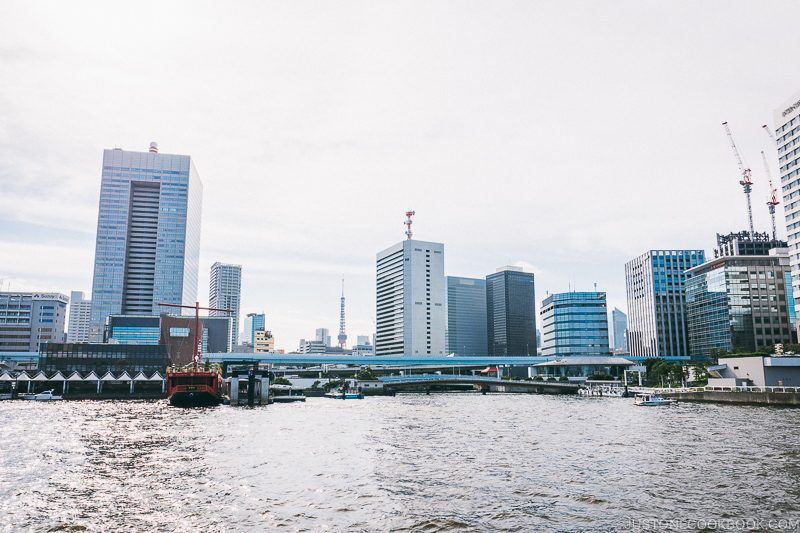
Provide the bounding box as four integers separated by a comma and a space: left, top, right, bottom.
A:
1, 1, 799, 350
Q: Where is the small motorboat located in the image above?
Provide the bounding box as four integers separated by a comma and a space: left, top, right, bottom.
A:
23, 390, 63, 401
634, 393, 676, 406
270, 384, 306, 403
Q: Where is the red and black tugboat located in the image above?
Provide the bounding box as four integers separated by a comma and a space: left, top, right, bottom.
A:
161, 301, 230, 407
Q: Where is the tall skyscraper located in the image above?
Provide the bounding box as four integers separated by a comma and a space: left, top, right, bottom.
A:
67, 291, 92, 343
338, 279, 347, 349
446, 276, 487, 356
244, 312, 265, 345
611, 308, 628, 352
486, 266, 536, 356
0, 292, 68, 351
625, 249, 705, 356
89, 143, 202, 340
773, 91, 800, 337
375, 239, 445, 356
315, 328, 331, 347
209, 262, 241, 350
686, 248, 795, 358
540, 292, 610, 357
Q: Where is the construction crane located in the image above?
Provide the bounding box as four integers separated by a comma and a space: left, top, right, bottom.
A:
722, 122, 755, 237
762, 124, 776, 143
762, 150, 780, 240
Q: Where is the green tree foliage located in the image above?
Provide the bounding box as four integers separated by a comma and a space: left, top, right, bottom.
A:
643, 359, 685, 387
355, 368, 377, 381
272, 376, 292, 386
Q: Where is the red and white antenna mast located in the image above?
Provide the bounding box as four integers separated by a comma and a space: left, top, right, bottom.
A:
722, 122, 755, 238
404, 210, 415, 240
762, 150, 780, 241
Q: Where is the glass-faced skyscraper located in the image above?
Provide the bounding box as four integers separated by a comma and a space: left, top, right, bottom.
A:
209, 262, 241, 351
625, 249, 705, 356
446, 276, 487, 356
611, 307, 628, 352
89, 144, 202, 340
486, 266, 536, 356
540, 292, 610, 357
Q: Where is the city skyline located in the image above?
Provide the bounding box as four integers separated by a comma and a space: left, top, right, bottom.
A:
2, 2, 799, 349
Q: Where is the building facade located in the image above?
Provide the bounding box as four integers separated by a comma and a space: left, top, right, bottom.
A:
774, 91, 800, 337
209, 262, 241, 351
540, 292, 610, 357
686, 252, 795, 358
39, 343, 168, 374
446, 276, 488, 356
67, 291, 92, 343
486, 266, 536, 356
254, 329, 275, 353
243, 313, 265, 345
0, 292, 68, 351
315, 328, 331, 347
89, 144, 202, 340
375, 239, 446, 356
625, 250, 705, 357
714, 231, 787, 258
611, 307, 628, 352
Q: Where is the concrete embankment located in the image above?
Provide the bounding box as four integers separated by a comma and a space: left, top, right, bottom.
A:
662, 390, 800, 407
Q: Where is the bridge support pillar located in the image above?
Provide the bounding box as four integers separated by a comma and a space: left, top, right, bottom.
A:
230, 377, 239, 403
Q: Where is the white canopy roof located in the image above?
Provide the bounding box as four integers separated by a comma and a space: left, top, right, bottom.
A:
148, 372, 164, 381
100, 371, 118, 382
15, 372, 31, 381
116, 371, 133, 382
132, 371, 149, 381
0, 373, 14, 381
31, 372, 49, 381
49, 371, 66, 381
83, 371, 100, 381
66, 371, 84, 381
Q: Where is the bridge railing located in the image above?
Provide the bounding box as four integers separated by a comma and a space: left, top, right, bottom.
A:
377, 374, 578, 387
631, 385, 800, 394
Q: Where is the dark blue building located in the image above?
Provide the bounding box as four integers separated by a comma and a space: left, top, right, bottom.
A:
446, 276, 487, 356
486, 267, 536, 356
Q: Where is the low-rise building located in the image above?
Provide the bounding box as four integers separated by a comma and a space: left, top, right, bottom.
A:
0, 292, 68, 351
708, 356, 800, 387
531, 356, 635, 381
39, 342, 168, 374
254, 329, 275, 353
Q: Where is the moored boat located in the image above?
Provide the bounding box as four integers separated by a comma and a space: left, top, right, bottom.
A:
634, 393, 676, 406
166, 367, 223, 407
22, 389, 63, 401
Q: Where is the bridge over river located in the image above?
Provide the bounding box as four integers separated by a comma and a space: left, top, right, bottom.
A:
377, 374, 581, 394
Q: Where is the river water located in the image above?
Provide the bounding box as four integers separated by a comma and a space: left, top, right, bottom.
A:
1, 394, 800, 532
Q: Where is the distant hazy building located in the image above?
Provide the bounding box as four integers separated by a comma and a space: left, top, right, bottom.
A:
773, 91, 800, 336
89, 144, 202, 340
67, 291, 92, 343
357, 335, 371, 346
446, 276, 487, 356
375, 239, 445, 356
540, 292, 610, 357
611, 308, 628, 352
253, 329, 275, 353
686, 249, 795, 358
351, 343, 374, 356
486, 266, 536, 356
209, 262, 241, 351
315, 328, 331, 347
625, 250, 705, 356
244, 313, 266, 345
0, 292, 68, 351
298, 339, 327, 354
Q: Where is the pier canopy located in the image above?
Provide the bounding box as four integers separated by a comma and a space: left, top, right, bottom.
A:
533, 356, 635, 380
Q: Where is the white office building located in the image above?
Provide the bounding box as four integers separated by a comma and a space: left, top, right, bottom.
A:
375, 239, 445, 356
67, 291, 92, 343
315, 328, 331, 347
209, 262, 242, 350
774, 91, 800, 336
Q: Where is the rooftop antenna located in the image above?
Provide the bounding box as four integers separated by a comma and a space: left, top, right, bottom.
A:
404, 210, 415, 240
337, 278, 347, 349
722, 122, 755, 238
761, 150, 780, 241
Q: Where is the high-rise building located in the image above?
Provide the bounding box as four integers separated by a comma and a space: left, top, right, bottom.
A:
375, 239, 445, 356
89, 143, 202, 341
209, 262, 241, 351
540, 292, 610, 357
0, 292, 68, 351
611, 308, 628, 352
486, 266, 536, 356
67, 291, 92, 343
243, 313, 265, 345
625, 249, 705, 356
714, 231, 786, 258
686, 248, 795, 357
773, 91, 800, 337
315, 328, 331, 347
446, 276, 487, 356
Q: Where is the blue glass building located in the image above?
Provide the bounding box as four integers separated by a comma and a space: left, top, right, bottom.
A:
245, 313, 266, 345
89, 144, 202, 340
540, 292, 610, 357
486, 266, 536, 356
446, 276, 487, 356
625, 250, 705, 357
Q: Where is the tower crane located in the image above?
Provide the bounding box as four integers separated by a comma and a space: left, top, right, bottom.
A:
722, 122, 754, 237
762, 124, 776, 143
761, 150, 780, 240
